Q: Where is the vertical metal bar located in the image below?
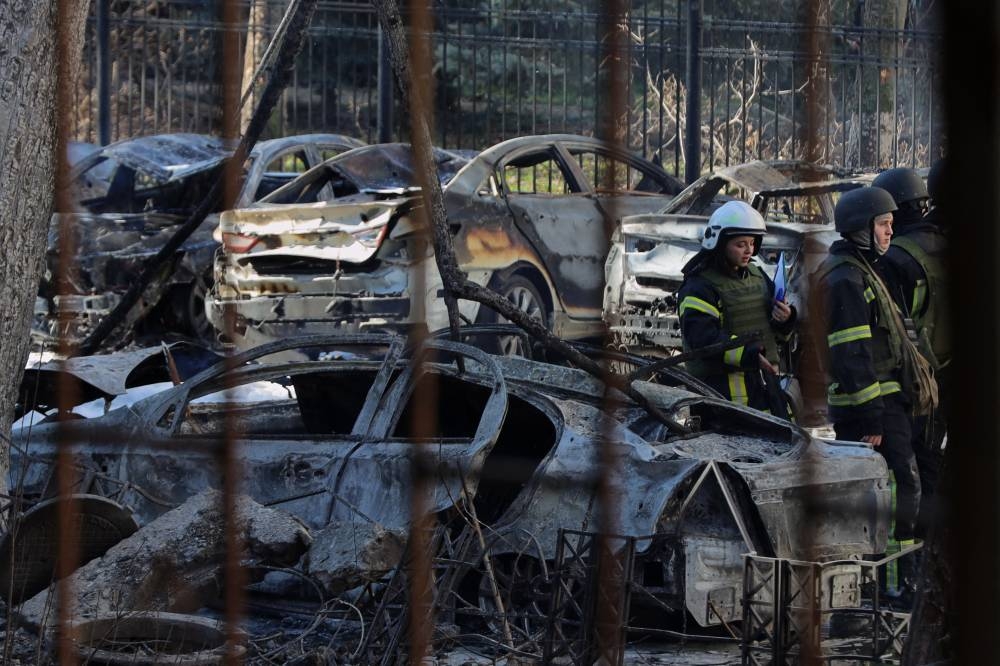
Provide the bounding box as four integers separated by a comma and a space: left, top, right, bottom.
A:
790, 58, 796, 160
708, 44, 715, 171
640, 2, 649, 156
595, 1, 629, 662
657, 0, 665, 163
322, 15, 329, 134
440, 5, 447, 146
578, 2, 584, 137
725, 52, 731, 167
219, 1, 244, 663
530, 17, 537, 137
55, 0, 82, 660
472, 13, 478, 143
501, 0, 507, 138
684, 0, 702, 183
96, 0, 111, 145
377, 25, 393, 143
486, 4, 493, 140
674, 0, 681, 173
397, 0, 440, 660
456, 15, 464, 147
910, 61, 917, 166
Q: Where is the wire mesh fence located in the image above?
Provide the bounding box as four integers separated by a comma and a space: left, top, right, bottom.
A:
70, 0, 942, 176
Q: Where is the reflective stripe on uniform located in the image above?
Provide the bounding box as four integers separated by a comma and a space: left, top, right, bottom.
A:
828, 381, 881, 406
728, 372, 749, 405
828, 380, 901, 406
880, 381, 902, 396
827, 324, 873, 347
911, 279, 928, 317
864, 287, 876, 303
679, 296, 721, 319
723, 343, 745, 366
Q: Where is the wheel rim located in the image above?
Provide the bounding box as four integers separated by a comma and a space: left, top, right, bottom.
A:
497, 284, 544, 356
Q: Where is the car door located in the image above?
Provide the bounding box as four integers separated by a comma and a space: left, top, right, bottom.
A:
562, 143, 679, 221
497, 143, 610, 315
327, 340, 509, 531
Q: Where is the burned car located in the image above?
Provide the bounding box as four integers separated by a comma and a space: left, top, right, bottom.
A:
603, 159, 865, 356
12, 333, 889, 631
40, 132, 365, 345
207, 135, 684, 349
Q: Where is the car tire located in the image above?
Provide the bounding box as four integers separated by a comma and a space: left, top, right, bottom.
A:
169, 270, 216, 346
478, 273, 551, 356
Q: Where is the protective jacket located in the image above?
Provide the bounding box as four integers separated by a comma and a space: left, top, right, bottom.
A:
885, 219, 950, 367
679, 256, 795, 411
817, 240, 906, 434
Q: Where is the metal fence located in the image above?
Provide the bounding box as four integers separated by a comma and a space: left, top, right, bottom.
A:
71, 1, 942, 177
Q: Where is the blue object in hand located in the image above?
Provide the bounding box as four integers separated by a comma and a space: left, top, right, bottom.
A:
774, 252, 786, 302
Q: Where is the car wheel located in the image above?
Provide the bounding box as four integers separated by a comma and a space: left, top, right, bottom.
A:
481, 274, 550, 356
171, 270, 216, 346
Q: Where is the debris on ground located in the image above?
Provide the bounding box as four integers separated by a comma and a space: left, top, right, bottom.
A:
14, 490, 310, 630
303, 520, 407, 596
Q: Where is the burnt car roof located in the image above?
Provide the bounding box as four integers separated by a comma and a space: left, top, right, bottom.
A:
276, 143, 473, 196
75, 133, 232, 183
662, 159, 868, 216
73, 132, 366, 185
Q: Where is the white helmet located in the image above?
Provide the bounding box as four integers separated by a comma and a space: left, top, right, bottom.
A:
701, 200, 767, 252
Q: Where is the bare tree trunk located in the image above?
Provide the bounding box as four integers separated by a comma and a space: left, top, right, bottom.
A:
0, 0, 88, 500
240, 0, 270, 135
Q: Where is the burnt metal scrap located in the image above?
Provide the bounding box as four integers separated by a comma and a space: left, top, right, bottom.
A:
207, 135, 684, 349
16, 341, 222, 418
9, 333, 891, 659
38, 133, 364, 347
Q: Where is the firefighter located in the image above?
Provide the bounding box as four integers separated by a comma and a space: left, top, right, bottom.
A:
875, 164, 950, 537
817, 186, 921, 546
678, 201, 795, 414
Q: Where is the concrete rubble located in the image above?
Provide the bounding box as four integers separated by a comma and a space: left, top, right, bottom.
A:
303, 520, 407, 595
15, 489, 311, 630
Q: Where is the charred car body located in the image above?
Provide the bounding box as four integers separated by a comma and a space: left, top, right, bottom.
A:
207, 135, 683, 349
12, 334, 889, 629
40, 133, 364, 345
603, 160, 865, 355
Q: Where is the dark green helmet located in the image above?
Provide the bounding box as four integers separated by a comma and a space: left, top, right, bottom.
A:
834, 187, 897, 234
871, 167, 929, 206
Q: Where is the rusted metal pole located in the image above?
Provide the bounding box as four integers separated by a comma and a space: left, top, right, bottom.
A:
594, 0, 630, 662
220, 1, 245, 664
55, 0, 81, 660
796, 1, 829, 662
401, 1, 438, 662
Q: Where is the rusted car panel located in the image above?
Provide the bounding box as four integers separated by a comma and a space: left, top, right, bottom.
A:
11, 334, 888, 627
603, 160, 867, 354
208, 135, 683, 348
39, 133, 365, 345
